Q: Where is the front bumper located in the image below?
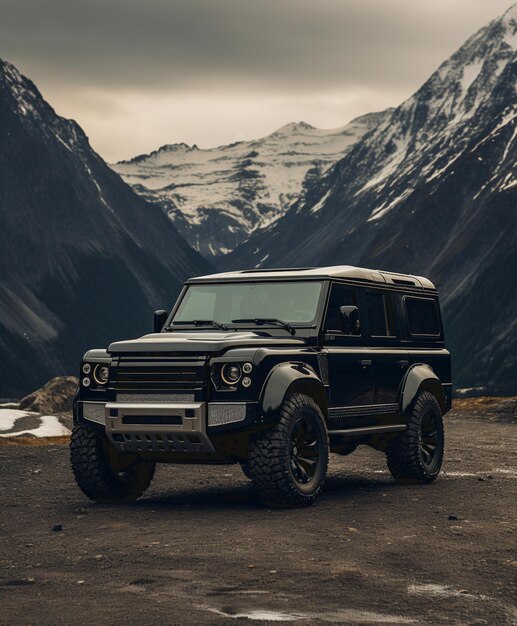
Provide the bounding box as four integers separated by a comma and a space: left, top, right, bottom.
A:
79, 400, 258, 453
105, 402, 215, 453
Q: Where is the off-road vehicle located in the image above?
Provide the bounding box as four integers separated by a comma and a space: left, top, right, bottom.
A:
71, 266, 451, 508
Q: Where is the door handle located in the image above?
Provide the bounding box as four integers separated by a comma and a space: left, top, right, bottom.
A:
396, 360, 409, 367
359, 359, 372, 367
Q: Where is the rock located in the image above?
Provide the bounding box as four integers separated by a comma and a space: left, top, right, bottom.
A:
448, 515, 459, 521
52, 524, 63, 532
19, 376, 78, 415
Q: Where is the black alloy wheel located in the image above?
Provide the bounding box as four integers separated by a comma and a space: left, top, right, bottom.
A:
289, 415, 320, 485
419, 410, 440, 469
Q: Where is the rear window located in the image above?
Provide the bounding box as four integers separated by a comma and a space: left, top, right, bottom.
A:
405, 297, 440, 336
365, 292, 396, 337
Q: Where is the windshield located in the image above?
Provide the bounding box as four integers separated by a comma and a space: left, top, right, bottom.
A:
173, 281, 323, 326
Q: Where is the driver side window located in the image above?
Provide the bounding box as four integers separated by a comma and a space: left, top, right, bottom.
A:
324, 284, 360, 335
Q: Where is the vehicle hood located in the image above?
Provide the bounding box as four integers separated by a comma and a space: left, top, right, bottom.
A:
108, 331, 306, 354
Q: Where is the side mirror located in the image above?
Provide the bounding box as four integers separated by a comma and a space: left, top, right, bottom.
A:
153, 309, 168, 333
339, 305, 360, 335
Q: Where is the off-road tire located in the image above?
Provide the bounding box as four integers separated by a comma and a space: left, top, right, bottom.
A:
386, 391, 444, 484
70, 423, 155, 503
248, 393, 329, 508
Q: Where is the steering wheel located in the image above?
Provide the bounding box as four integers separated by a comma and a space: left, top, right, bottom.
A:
289, 310, 313, 321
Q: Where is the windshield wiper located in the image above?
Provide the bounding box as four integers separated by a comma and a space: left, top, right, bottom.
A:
232, 318, 296, 336
167, 320, 228, 331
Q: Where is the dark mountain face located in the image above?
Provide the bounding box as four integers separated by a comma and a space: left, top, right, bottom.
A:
223, 5, 517, 393
0, 60, 213, 397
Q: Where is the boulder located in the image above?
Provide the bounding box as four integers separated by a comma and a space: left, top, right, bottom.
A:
19, 376, 78, 414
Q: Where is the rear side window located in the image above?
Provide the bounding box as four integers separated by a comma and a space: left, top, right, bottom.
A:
366, 292, 395, 337
405, 297, 440, 336
324, 284, 358, 333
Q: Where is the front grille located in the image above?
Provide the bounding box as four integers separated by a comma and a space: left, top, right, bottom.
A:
112, 356, 206, 394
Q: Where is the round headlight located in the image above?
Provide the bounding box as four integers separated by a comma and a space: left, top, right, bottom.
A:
221, 363, 242, 385
93, 364, 109, 385
243, 362, 253, 374
242, 376, 252, 388
82, 363, 91, 374
82, 377, 91, 387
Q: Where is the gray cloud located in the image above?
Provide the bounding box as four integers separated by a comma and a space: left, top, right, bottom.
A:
3, 0, 513, 90
1, 0, 512, 160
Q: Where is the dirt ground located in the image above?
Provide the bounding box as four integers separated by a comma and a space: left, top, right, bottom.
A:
0, 410, 516, 626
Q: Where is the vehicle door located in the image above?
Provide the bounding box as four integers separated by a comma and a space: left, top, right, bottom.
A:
364, 290, 406, 409
322, 283, 374, 413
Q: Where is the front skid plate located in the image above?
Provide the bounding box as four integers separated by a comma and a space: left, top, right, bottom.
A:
104, 402, 215, 454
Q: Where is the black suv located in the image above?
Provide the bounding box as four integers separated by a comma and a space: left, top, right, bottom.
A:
71, 266, 451, 508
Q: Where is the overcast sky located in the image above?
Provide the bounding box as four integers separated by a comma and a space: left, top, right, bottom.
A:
2, 0, 512, 161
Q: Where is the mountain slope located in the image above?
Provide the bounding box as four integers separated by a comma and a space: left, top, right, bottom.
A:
223, 4, 517, 392
113, 112, 389, 257
0, 60, 213, 397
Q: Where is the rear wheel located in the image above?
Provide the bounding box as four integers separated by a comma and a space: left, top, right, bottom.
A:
386, 391, 444, 483
70, 423, 155, 503
248, 393, 329, 508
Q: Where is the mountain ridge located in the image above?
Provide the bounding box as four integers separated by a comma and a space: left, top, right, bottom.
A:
113, 109, 392, 256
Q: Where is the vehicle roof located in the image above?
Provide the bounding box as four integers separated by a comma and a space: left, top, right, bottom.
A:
188, 265, 436, 290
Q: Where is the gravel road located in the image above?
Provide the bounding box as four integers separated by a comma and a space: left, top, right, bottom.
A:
1, 411, 515, 625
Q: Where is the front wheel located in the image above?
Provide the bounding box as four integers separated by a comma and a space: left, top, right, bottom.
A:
386, 391, 444, 483
70, 423, 155, 503
248, 393, 329, 508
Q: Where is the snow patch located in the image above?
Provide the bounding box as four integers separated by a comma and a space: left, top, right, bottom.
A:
204, 606, 416, 623
0, 409, 37, 432
0, 409, 70, 438
459, 59, 483, 94
408, 583, 489, 601
309, 190, 331, 214
368, 188, 413, 222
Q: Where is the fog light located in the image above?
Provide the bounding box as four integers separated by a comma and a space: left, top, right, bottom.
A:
82, 377, 91, 387
243, 362, 252, 374
82, 363, 91, 374
93, 364, 109, 385
242, 376, 252, 388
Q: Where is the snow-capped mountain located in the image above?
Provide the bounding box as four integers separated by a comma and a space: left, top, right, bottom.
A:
223, 4, 517, 392
0, 60, 212, 397
113, 112, 389, 256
